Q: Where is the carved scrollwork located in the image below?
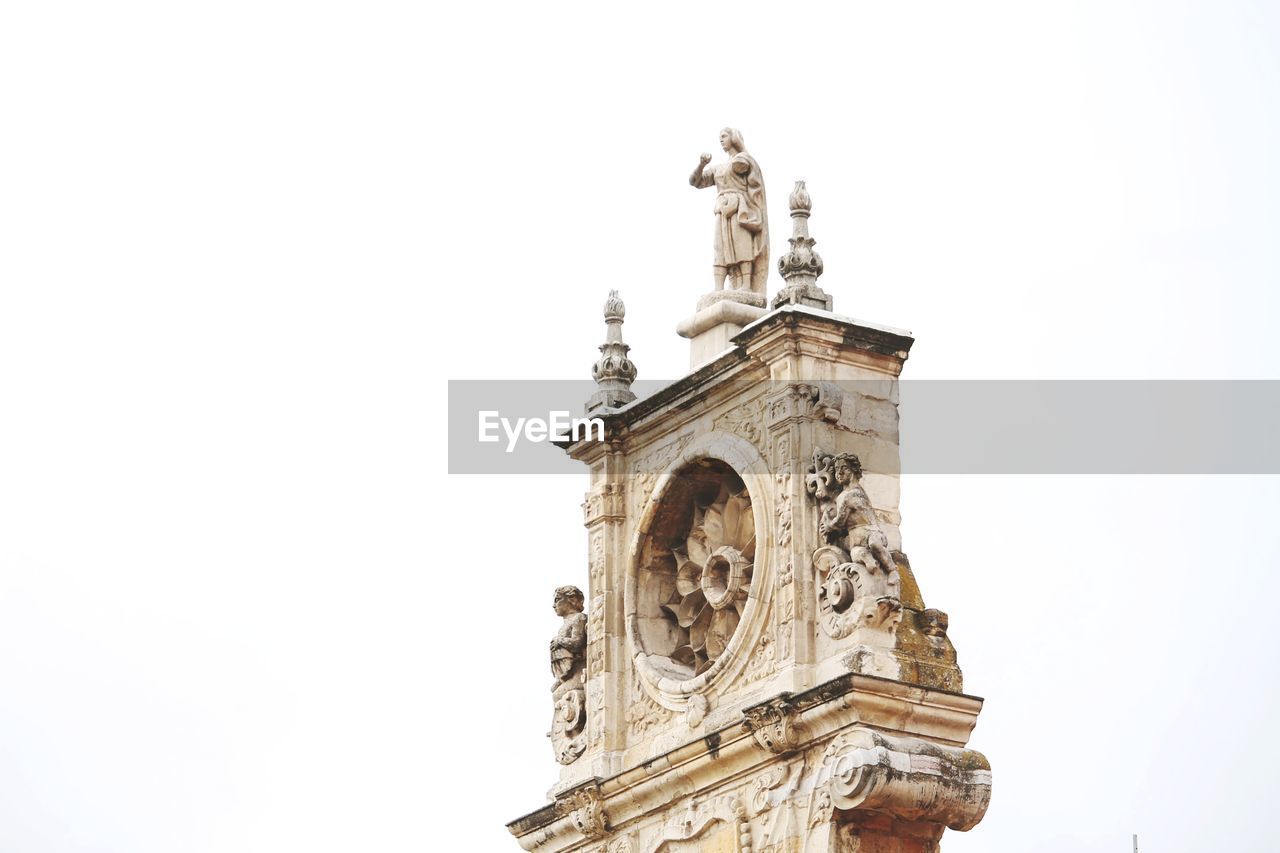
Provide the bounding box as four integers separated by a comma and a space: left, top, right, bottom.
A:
650, 796, 749, 853
714, 396, 768, 453
749, 764, 788, 814
807, 728, 992, 833
811, 546, 902, 640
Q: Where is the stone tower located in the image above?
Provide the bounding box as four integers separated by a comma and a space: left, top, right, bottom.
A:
508, 144, 991, 852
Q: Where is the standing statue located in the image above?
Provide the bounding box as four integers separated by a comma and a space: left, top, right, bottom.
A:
689, 128, 770, 297
550, 585, 587, 684
549, 585, 588, 764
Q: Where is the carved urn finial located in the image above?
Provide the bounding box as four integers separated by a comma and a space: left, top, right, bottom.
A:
588, 290, 637, 412
771, 180, 833, 312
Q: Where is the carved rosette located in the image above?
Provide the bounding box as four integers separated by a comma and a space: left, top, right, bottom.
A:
635, 460, 756, 677
804, 449, 903, 641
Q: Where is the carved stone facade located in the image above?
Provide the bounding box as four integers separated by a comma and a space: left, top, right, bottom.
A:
510, 267, 989, 849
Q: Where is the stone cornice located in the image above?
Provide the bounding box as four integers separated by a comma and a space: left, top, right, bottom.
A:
507, 673, 983, 851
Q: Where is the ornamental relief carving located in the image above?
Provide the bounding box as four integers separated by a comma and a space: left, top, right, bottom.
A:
554, 783, 609, 841
804, 449, 902, 641
630, 434, 695, 520
713, 395, 769, 453
589, 530, 606, 593
647, 796, 750, 853
625, 674, 672, 739
633, 459, 757, 680
774, 472, 792, 550
587, 594, 606, 678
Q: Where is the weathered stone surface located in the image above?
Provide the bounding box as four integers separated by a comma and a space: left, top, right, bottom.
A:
511, 288, 990, 851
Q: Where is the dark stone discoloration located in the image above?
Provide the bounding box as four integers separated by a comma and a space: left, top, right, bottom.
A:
704, 730, 722, 759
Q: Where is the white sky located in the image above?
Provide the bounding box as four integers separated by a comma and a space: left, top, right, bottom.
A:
2, 1, 1279, 851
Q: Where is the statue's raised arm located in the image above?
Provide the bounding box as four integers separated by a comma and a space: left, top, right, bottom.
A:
688, 128, 770, 296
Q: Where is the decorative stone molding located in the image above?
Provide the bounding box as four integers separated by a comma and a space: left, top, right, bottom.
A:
684, 693, 710, 729
554, 781, 610, 841
741, 693, 805, 754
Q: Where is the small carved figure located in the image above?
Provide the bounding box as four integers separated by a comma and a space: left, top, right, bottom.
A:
806, 450, 903, 640
818, 454, 894, 575
689, 128, 770, 295
551, 585, 587, 685
549, 586, 588, 764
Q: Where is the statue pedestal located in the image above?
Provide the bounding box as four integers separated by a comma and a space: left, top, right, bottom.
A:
676, 292, 767, 368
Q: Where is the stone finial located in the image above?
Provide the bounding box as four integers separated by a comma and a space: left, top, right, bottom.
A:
772, 180, 833, 311
588, 290, 637, 412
